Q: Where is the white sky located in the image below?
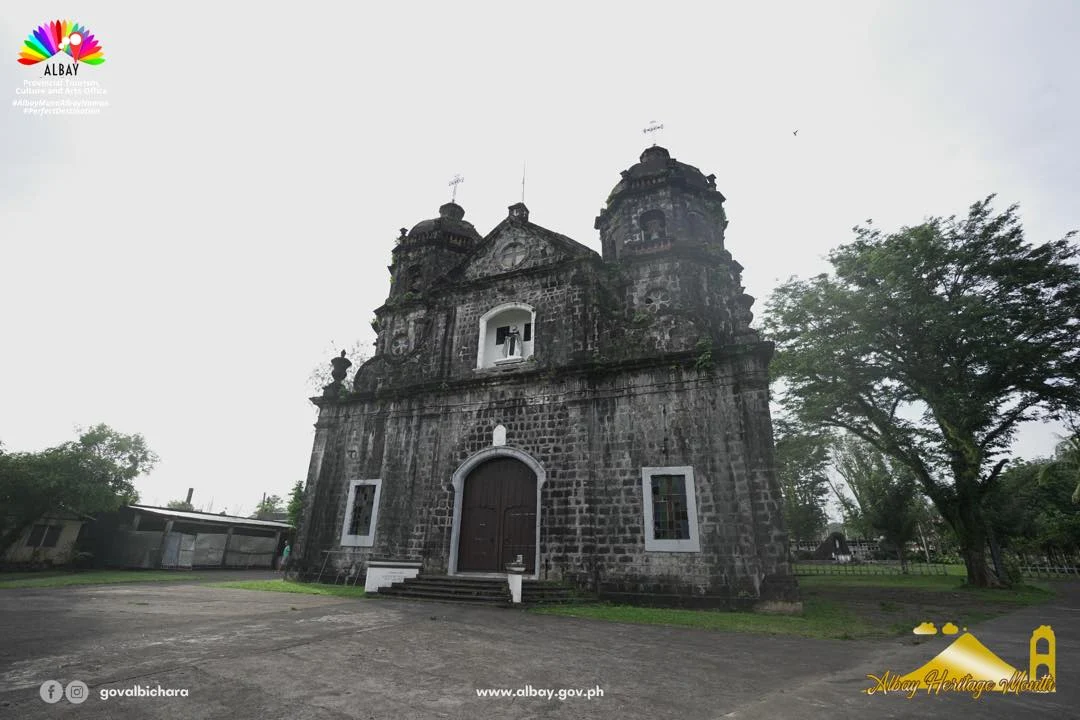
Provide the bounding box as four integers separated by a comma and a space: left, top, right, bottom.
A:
2, 1, 1077, 516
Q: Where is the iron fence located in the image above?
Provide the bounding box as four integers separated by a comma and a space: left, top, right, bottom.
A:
791, 560, 954, 576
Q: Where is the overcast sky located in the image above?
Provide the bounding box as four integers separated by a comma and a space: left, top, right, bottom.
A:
2, 1, 1077, 517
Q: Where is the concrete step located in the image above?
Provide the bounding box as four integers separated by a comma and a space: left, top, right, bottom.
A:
384, 582, 508, 596
376, 587, 509, 606
404, 577, 507, 589
375, 575, 511, 606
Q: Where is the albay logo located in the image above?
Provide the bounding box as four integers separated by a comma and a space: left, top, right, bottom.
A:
17, 20, 105, 75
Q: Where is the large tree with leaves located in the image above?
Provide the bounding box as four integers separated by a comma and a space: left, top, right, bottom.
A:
286, 480, 305, 528
764, 197, 1080, 586
253, 494, 284, 520
0, 425, 158, 557
986, 434, 1080, 556
829, 434, 926, 571
774, 421, 833, 544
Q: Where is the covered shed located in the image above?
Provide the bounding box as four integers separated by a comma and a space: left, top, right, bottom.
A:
86, 505, 292, 570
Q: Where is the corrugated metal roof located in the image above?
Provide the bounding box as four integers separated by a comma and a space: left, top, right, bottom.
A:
129, 505, 292, 529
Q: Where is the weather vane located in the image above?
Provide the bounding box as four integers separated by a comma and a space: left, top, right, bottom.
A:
449, 174, 464, 203
643, 120, 664, 146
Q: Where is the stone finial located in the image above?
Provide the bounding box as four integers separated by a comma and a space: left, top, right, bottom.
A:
508, 202, 529, 222
330, 350, 352, 384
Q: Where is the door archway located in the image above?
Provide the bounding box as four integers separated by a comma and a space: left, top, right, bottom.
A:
457, 457, 536, 573
449, 447, 546, 578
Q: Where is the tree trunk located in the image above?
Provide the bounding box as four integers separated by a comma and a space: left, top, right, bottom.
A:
934, 479, 1001, 587
954, 508, 1000, 587
986, 526, 1008, 586
917, 521, 932, 563
896, 546, 908, 574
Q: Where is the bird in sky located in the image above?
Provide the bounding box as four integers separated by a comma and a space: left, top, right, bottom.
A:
793, 130, 799, 136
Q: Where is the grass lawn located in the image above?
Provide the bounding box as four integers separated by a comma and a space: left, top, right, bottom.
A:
0, 570, 209, 589
533, 597, 875, 640
532, 573, 1056, 641
797, 573, 1054, 604
208, 579, 367, 598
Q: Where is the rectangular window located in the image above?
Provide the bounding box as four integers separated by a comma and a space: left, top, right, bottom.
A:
340, 479, 382, 548
26, 524, 47, 548
348, 485, 376, 536
641, 466, 700, 552
42, 525, 62, 548
651, 474, 690, 540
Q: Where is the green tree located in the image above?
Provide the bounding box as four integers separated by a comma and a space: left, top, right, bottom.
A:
1038, 426, 1080, 504
829, 435, 923, 571
987, 438, 1080, 557
166, 499, 195, 512
286, 480, 304, 528
253, 494, 284, 520
0, 425, 158, 556
774, 421, 832, 544
764, 197, 1080, 586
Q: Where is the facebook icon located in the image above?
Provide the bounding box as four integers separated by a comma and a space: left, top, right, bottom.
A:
39, 680, 63, 704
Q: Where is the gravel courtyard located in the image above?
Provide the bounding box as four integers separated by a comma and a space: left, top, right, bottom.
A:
0, 574, 1075, 719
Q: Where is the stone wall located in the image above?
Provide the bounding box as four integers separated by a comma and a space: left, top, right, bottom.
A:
297, 344, 794, 606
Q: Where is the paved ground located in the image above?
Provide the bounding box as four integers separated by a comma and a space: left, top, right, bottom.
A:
0, 573, 1075, 719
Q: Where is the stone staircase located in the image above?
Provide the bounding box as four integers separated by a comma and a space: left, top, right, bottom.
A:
376, 576, 511, 606
374, 575, 580, 606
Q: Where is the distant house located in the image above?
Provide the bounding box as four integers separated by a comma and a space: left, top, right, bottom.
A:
2, 512, 86, 567
83, 505, 293, 570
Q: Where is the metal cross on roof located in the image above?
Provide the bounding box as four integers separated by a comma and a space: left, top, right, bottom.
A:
643, 120, 664, 145
449, 174, 464, 203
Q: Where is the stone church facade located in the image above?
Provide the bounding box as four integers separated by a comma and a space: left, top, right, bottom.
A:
294, 145, 797, 607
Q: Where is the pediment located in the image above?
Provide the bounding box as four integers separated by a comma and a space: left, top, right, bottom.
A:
460, 219, 597, 281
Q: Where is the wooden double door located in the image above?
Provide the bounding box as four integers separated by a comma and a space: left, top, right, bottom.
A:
457, 457, 537, 573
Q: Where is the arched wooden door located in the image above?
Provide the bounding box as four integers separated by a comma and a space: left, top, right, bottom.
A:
457, 457, 537, 573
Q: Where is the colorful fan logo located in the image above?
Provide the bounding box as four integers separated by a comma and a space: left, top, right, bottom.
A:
17, 20, 105, 65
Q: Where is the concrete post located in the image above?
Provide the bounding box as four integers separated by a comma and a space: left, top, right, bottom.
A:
506, 554, 526, 604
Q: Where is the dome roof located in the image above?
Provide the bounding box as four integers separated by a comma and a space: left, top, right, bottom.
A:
405, 202, 481, 242
603, 146, 719, 205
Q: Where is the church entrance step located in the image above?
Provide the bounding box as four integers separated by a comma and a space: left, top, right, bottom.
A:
373, 575, 585, 607
375, 575, 511, 606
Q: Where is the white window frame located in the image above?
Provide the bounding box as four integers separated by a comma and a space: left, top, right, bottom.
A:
340, 479, 383, 547
641, 466, 700, 552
